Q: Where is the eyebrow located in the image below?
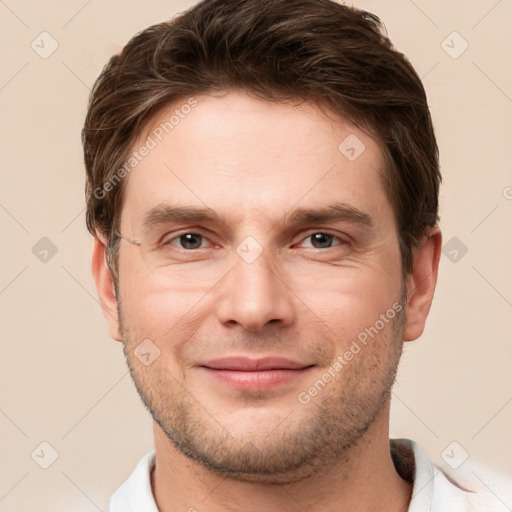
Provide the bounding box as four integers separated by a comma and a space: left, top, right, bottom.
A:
286, 203, 373, 228
141, 202, 374, 232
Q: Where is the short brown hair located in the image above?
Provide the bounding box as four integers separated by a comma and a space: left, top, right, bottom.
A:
82, 0, 440, 277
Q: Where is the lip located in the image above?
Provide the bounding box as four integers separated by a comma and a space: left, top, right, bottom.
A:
199, 356, 311, 371
197, 357, 315, 391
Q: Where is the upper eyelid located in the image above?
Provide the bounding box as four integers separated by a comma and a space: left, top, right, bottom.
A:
297, 232, 348, 243
162, 229, 350, 248
160, 227, 219, 246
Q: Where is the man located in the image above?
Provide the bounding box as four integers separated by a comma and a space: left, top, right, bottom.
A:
82, 0, 508, 510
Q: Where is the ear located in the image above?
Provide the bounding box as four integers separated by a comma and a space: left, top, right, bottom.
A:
91, 234, 122, 341
403, 226, 442, 342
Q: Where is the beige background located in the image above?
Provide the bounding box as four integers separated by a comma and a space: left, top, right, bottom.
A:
1, 0, 511, 510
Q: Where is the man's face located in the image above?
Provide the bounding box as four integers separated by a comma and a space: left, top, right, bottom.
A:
114, 91, 407, 482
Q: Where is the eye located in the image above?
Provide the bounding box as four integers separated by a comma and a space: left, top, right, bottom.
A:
297, 232, 346, 249
166, 233, 209, 250
159, 231, 347, 252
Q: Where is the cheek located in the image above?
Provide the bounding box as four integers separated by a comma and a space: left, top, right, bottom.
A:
120, 287, 201, 339
292, 257, 402, 336
117, 248, 202, 328
117, 269, 211, 372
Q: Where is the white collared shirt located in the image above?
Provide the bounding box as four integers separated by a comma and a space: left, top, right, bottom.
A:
109, 438, 511, 511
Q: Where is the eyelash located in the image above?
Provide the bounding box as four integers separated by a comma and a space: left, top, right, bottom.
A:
161, 231, 349, 251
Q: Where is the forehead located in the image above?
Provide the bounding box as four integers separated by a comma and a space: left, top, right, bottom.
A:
120, 91, 391, 229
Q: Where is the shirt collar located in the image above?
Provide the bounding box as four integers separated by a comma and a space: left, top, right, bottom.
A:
391, 438, 470, 511
109, 451, 158, 512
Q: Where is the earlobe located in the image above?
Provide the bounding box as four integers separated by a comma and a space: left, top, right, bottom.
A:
403, 226, 442, 342
91, 235, 123, 341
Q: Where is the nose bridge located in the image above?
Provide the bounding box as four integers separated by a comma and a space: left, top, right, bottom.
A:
215, 240, 295, 332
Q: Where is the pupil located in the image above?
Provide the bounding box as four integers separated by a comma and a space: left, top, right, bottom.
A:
312, 233, 332, 248
181, 233, 202, 249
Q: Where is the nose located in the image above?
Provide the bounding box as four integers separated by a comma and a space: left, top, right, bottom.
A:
215, 248, 295, 332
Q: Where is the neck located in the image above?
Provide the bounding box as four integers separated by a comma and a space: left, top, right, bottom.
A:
150, 404, 412, 512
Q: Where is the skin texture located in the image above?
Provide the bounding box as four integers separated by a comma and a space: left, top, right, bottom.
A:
92, 90, 441, 511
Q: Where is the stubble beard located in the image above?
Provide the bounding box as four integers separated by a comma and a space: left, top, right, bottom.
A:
119, 291, 406, 484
